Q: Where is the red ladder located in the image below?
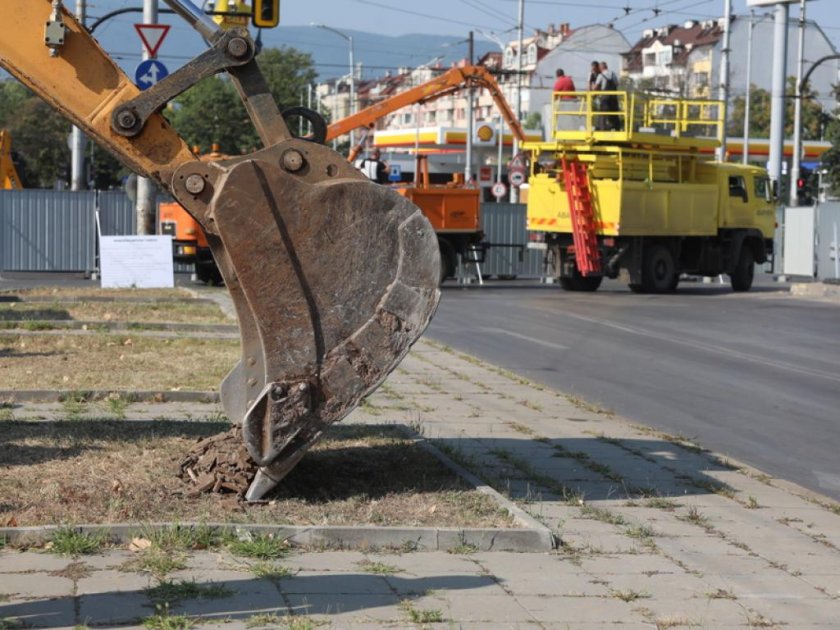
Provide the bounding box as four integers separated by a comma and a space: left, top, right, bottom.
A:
561, 158, 601, 276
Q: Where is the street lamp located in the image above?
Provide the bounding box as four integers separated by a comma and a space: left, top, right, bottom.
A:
312, 23, 356, 148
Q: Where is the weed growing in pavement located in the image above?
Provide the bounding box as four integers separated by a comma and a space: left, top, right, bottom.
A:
245, 613, 282, 628
142, 604, 194, 630
624, 523, 657, 540
681, 506, 710, 528
447, 532, 478, 555
706, 588, 737, 600
0, 619, 24, 630
506, 421, 537, 437
61, 392, 89, 420
248, 561, 294, 582
48, 527, 109, 555
225, 533, 290, 560
145, 524, 221, 552
357, 559, 401, 574
104, 392, 136, 419
121, 548, 187, 579
579, 505, 626, 526
0, 408, 12, 421
746, 496, 760, 509
610, 589, 650, 602
50, 561, 93, 581
401, 601, 444, 624
145, 579, 234, 606
644, 497, 678, 510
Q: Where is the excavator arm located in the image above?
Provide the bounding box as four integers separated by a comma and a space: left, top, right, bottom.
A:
0, 0, 440, 500
327, 65, 527, 146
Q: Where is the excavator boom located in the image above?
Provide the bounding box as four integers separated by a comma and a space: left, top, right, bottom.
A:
327, 65, 526, 145
0, 0, 440, 500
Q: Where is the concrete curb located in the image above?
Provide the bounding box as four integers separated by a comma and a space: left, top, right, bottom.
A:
791, 282, 840, 301
0, 389, 220, 403
0, 295, 218, 304
0, 521, 553, 553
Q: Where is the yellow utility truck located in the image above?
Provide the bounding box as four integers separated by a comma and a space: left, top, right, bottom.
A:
525, 91, 775, 292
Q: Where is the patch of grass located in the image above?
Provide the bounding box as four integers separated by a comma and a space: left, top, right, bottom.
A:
357, 559, 400, 574
401, 601, 444, 624
48, 527, 109, 555
610, 588, 650, 602
654, 615, 696, 628
0, 409, 13, 421
50, 561, 93, 580
122, 549, 187, 579
746, 496, 760, 509
245, 613, 283, 628
61, 392, 89, 420
0, 618, 24, 630
625, 523, 657, 539
145, 579, 235, 606
249, 561, 294, 581
145, 525, 221, 553
506, 421, 537, 437
105, 393, 134, 420
225, 533, 290, 560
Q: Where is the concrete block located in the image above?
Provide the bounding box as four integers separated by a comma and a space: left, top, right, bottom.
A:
0, 573, 73, 599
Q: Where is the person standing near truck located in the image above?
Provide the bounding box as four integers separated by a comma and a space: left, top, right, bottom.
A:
359, 148, 389, 184
595, 61, 621, 131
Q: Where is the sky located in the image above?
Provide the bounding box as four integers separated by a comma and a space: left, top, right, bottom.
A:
86, 0, 840, 78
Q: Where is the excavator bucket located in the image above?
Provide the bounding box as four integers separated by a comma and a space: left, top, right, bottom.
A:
173, 141, 441, 500
0, 0, 440, 502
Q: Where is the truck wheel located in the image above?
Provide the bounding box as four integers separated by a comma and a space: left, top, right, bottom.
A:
438, 239, 456, 284
730, 246, 754, 292
642, 245, 676, 293
559, 268, 602, 292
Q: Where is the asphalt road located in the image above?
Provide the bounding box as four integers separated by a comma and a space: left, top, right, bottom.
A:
428, 276, 840, 502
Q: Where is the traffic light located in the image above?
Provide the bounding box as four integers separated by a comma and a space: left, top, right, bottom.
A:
796, 167, 814, 206
252, 0, 280, 28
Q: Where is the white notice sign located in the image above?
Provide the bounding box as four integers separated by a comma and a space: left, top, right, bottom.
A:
100, 235, 174, 288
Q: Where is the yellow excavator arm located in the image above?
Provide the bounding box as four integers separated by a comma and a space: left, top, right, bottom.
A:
0, 0, 440, 500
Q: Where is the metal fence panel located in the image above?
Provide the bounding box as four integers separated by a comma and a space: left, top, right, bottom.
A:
783, 205, 816, 277
817, 202, 840, 281
480, 202, 545, 278
97, 191, 136, 236
0, 190, 97, 272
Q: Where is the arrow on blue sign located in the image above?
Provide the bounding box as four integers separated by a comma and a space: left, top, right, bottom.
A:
135, 59, 169, 90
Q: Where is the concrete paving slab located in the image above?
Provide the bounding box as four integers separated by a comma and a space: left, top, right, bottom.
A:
0, 596, 76, 628
0, 551, 72, 573
279, 573, 393, 595
285, 593, 403, 622
436, 593, 537, 623
0, 573, 73, 599
513, 595, 638, 624
76, 569, 151, 595
79, 593, 150, 626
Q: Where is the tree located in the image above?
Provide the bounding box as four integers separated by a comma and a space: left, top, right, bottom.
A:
818, 112, 840, 196
168, 46, 317, 155
728, 78, 824, 140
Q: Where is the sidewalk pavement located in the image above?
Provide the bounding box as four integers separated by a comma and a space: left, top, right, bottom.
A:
3, 296, 840, 628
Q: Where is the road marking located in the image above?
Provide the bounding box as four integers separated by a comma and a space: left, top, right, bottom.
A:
559, 311, 840, 385
480, 327, 569, 352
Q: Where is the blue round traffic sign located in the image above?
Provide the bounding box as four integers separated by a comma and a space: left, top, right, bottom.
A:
135, 59, 169, 90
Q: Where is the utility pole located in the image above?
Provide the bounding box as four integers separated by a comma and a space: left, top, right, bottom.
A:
790, 0, 807, 206
71, 0, 87, 190
136, 0, 158, 235
510, 0, 524, 203
743, 10, 755, 165
767, 2, 789, 203
465, 31, 474, 186
716, 0, 732, 162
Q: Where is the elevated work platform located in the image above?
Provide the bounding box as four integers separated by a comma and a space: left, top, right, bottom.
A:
525, 91, 724, 153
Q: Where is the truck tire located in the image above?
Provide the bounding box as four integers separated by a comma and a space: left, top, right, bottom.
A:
730, 245, 754, 292
438, 238, 456, 284
642, 244, 676, 293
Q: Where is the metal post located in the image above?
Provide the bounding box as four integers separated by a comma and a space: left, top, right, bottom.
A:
743, 10, 755, 165
465, 31, 474, 186
71, 0, 87, 191
348, 35, 356, 149
511, 0, 524, 203
768, 2, 789, 201
496, 114, 504, 203
716, 0, 732, 162
790, 0, 807, 206
136, 0, 159, 235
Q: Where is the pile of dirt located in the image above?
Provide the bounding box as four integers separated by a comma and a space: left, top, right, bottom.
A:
178, 426, 257, 498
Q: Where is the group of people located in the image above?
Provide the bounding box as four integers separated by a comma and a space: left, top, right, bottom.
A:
552, 60, 622, 131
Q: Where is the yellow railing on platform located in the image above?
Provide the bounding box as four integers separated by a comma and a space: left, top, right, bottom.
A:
549, 91, 723, 146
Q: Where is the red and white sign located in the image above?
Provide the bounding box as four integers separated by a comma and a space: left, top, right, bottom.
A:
509, 170, 526, 188
135, 24, 171, 58
492, 181, 507, 199
479, 166, 493, 182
